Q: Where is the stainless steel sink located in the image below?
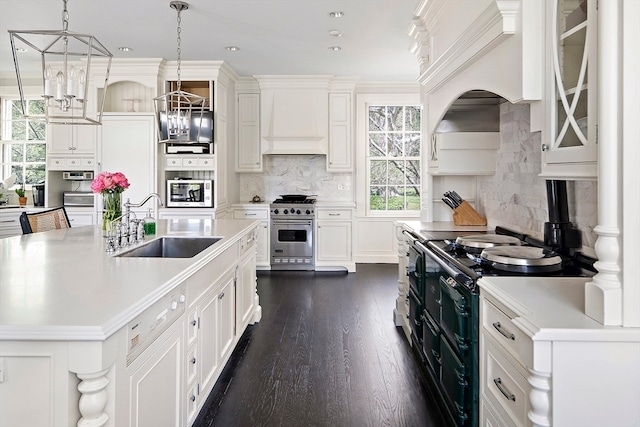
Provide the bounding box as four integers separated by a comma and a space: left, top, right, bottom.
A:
115, 237, 221, 258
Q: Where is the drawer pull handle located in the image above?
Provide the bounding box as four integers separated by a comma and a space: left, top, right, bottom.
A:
493, 377, 516, 401
493, 321, 515, 340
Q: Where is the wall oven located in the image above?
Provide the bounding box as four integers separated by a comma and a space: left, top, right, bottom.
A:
270, 195, 316, 270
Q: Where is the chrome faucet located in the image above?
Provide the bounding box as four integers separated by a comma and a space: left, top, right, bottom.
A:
106, 193, 163, 253
123, 193, 164, 224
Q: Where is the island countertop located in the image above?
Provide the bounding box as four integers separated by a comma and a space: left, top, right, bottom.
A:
0, 219, 259, 341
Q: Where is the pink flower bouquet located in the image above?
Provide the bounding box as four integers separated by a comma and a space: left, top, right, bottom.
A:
91, 171, 130, 194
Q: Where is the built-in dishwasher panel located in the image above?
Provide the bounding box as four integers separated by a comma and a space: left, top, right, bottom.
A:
126, 285, 186, 365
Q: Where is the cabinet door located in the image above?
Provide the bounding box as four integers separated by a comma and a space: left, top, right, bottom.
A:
255, 221, 269, 267
237, 247, 257, 329
217, 274, 236, 365
542, 0, 597, 179
66, 210, 95, 226
317, 221, 352, 261
236, 93, 262, 172
197, 286, 219, 399
128, 320, 183, 427
99, 115, 156, 211
47, 124, 96, 154
328, 93, 352, 171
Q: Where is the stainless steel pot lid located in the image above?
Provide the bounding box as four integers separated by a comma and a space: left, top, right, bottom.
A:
455, 234, 522, 249
480, 246, 562, 267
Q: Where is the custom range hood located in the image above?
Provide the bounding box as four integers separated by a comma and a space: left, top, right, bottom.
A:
409, 0, 544, 135
256, 76, 330, 155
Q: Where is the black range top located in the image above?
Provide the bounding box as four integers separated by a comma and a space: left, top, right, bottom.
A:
424, 226, 597, 293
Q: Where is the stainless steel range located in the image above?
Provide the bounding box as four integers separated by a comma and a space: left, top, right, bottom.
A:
270, 195, 316, 270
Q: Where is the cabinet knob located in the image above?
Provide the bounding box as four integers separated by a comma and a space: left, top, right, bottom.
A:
542, 144, 548, 152
218, 292, 225, 299
191, 395, 196, 402
191, 319, 197, 326
191, 357, 196, 364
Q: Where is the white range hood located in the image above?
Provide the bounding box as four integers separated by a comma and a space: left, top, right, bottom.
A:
409, 0, 544, 133
256, 76, 330, 155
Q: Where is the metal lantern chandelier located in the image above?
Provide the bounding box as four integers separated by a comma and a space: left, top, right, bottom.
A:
8, 0, 112, 125
154, 1, 206, 143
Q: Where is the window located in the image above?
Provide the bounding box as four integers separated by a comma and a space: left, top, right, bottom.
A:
0, 99, 47, 188
367, 104, 421, 212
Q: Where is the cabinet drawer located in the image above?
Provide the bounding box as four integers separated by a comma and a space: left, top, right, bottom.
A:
197, 157, 214, 169
481, 298, 530, 366
81, 158, 95, 168
165, 157, 181, 168
482, 334, 530, 426
233, 209, 268, 220
317, 209, 352, 220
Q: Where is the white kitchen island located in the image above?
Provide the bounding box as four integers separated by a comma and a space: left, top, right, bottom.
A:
479, 277, 640, 426
0, 218, 261, 427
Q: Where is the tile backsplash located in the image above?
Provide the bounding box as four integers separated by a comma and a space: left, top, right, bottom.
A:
477, 102, 598, 251
239, 155, 352, 203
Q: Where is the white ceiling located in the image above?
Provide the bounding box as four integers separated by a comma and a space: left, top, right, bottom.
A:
0, 0, 421, 83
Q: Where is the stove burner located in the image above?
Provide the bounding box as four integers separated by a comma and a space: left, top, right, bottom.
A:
477, 246, 563, 273
453, 234, 522, 252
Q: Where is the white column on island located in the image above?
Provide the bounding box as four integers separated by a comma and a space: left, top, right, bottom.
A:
528, 368, 552, 427
77, 369, 110, 427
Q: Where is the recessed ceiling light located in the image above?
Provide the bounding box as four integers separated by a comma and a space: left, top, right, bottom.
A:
16, 48, 27, 53
329, 30, 342, 37
328, 11, 344, 18
118, 47, 133, 52
328, 46, 342, 51
225, 46, 240, 51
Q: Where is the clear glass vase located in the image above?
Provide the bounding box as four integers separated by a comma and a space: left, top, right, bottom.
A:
102, 192, 122, 231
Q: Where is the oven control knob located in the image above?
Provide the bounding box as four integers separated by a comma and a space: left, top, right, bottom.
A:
273, 209, 279, 215
284, 209, 289, 214
296, 209, 301, 214
306, 209, 311, 215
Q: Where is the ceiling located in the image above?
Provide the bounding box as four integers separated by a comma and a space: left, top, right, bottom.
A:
0, 0, 421, 83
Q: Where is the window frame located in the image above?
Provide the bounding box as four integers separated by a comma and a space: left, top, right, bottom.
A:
356, 93, 422, 218
0, 98, 47, 190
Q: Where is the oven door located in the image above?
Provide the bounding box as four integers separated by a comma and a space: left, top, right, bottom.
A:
271, 219, 314, 269
439, 276, 472, 358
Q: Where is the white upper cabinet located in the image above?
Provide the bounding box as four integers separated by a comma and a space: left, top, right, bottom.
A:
327, 93, 353, 172
236, 93, 262, 172
541, 0, 597, 180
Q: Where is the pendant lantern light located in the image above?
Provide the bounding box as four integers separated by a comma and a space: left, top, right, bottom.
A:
8, 0, 112, 125
154, 1, 206, 143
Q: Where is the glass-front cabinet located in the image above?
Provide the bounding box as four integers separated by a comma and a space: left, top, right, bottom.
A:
542, 0, 597, 180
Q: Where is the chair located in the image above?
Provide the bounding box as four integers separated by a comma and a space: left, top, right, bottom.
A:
20, 207, 71, 234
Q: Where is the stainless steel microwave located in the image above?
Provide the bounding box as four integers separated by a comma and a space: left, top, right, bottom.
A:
166, 179, 213, 207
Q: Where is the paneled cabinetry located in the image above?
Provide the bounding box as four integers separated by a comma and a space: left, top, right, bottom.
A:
0, 210, 23, 238
428, 132, 499, 175
232, 204, 269, 268
47, 124, 96, 171
327, 92, 353, 171
125, 318, 184, 427
479, 277, 640, 426
315, 207, 355, 272
541, 0, 598, 179
98, 114, 157, 218
236, 93, 262, 172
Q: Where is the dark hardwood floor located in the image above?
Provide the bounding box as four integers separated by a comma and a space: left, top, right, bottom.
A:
194, 264, 446, 427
